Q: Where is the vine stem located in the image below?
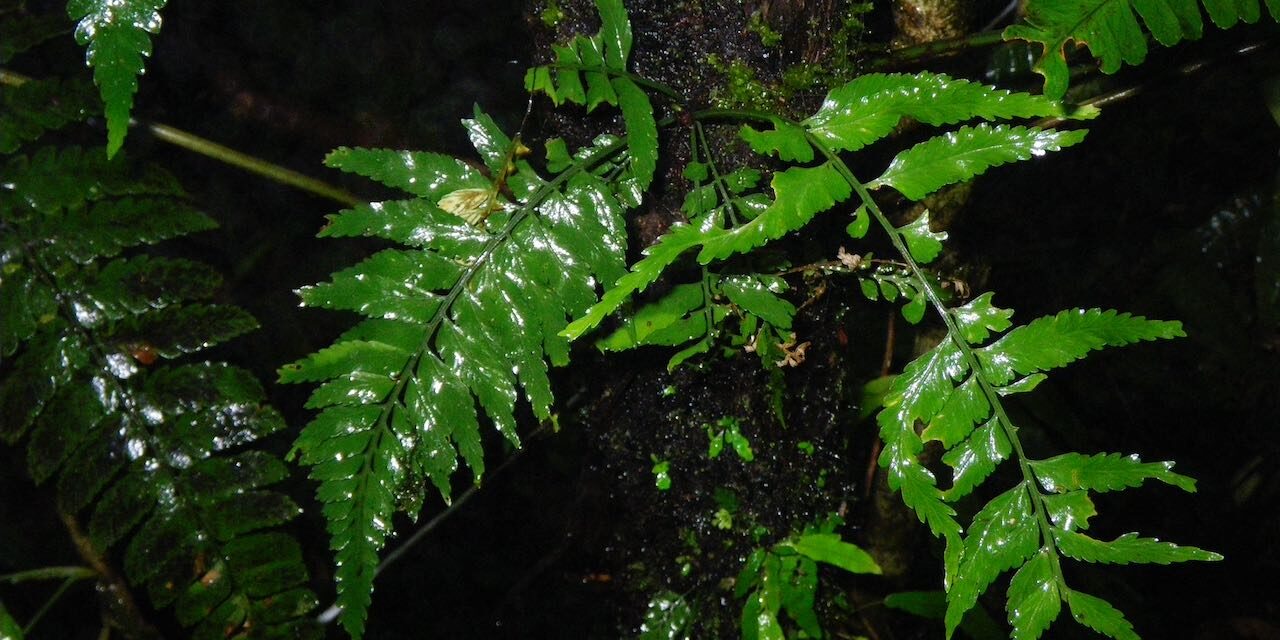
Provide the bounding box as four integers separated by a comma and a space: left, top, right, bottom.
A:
0, 68, 361, 206
869, 30, 1007, 69
0, 566, 95, 584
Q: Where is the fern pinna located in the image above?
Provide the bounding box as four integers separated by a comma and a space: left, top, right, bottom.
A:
1006, 0, 1280, 98
562, 58, 1221, 638
281, 120, 640, 636
0, 69, 318, 635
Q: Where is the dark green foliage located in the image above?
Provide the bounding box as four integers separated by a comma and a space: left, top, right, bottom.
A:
0, 76, 317, 636
1006, 0, 1280, 98
66, 0, 167, 156
282, 109, 633, 638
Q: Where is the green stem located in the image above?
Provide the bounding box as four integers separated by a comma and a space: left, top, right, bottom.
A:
0, 68, 361, 207
0, 566, 96, 584
869, 30, 1007, 69
545, 63, 684, 102
144, 122, 361, 206
23, 576, 79, 635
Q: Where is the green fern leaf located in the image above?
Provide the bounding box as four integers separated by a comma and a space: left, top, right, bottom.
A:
979, 308, 1185, 385
941, 418, 1011, 501
1031, 451, 1197, 493
699, 162, 852, 262
0, 76, 98, 154
803, 72, 1090, 153
945, 484, 1040, 636
562, 222, 705, 339
524, 0, 655, 192
952, 292, 1016, 344
1006, 549, 1061, 640
286, 115, 631, 638
1004, 0, 1276, 99
739, 119, 814, 163
877, 338, 965, 539
1054, 529, 1222, 564
0, 146, 318, 636
595, 0, 631, 69
596, 283, 705, 351
897, 211, 949, 264
66, 0, 166, 156
873, 124, 1088, 201
785, 532, 882, 574
721, 275, 796, 330
0, 11, 71, 64
1065, 589, 1139, 640
1041, 490, 1097, 531
613, 76, 658, 191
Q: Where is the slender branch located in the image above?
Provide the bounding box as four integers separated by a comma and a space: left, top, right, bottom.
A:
869, 30, 1007, 69
22, 576, 79, 635
0, 566, 96, 584
0, 68, 362, 206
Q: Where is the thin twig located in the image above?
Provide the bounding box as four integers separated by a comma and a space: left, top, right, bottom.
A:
0, 68, 362, 206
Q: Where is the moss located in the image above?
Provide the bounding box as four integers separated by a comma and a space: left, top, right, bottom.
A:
539, 0, 565, 28
746, 10, 783, 48
704, 3, 875, 114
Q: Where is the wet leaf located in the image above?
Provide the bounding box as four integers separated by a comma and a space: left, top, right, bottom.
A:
1065, 589, 1138, 640
787, 532, 882, 574
66, 0, 166, 156
978, 308, 1184, 385
0, 136, 316, 633
898, 212, 948, 264
289, 109, 633, 638
1004, 0, 1269, 99
721, 276, 795, 330
942, 418, 1011, 501
803, 72, 1089, 153
946, 484, 1040, 636
874, 124, 1087, 201
740, 119, 814, 163
1053, 529, 1222, 564
1006, 549, 1061, 640
1030, 452, 1197, 493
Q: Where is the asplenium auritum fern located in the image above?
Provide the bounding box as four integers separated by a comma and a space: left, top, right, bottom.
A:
281, 111, 637, 637
288, 1, 1221, 637
562, 61, 1221, 637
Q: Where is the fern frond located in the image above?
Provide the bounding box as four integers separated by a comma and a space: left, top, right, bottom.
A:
525, 0, 656, 192
0, 8, 70, 64
871, 124, 1088, 201
0, 146, 319, 636
802, 72, 1092, 153
1005, 0, 1279, 99
0, 77, 97, 154
283, 109, 632, 638
66, 0, 167, 156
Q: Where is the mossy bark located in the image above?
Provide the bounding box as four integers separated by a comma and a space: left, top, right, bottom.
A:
525, 1, 974, 636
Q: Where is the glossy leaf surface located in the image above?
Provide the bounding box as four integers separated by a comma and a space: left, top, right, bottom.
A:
66, 0, 166, 156
286, 109, 631, 638
873, 124, 1087, 201
0, 142, 317, 636
1005, 0, 1276, 99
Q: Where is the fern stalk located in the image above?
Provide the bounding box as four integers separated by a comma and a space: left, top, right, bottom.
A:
813, 133, 1071, 592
